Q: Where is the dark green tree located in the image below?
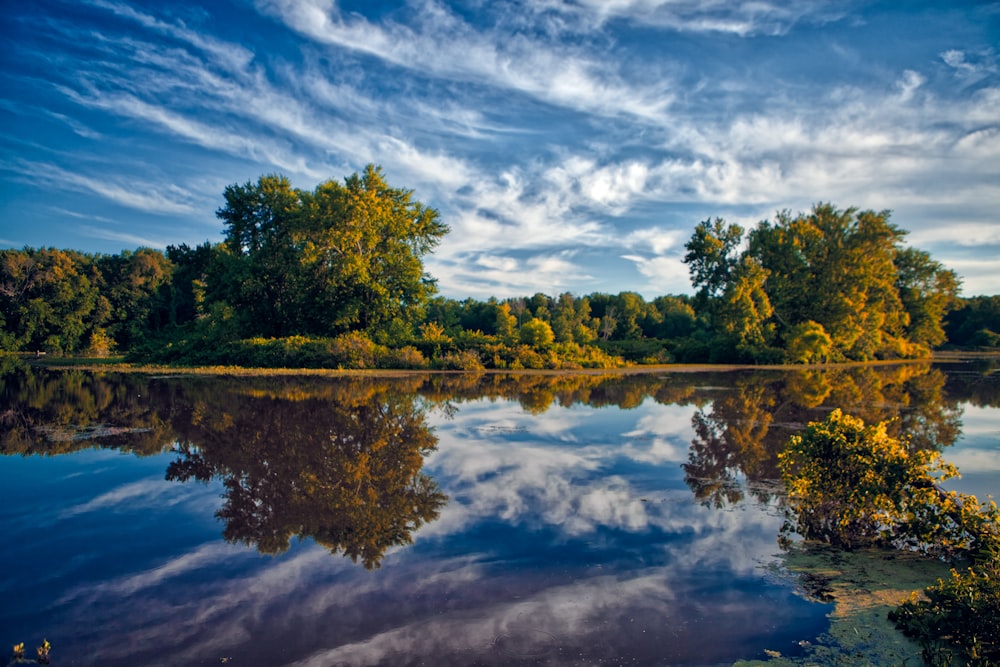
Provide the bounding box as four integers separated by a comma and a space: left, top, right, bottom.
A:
213, 165, 447, 341
945, 295, 1000, 348
96, 248, 173, 349
0, 248, 106, 354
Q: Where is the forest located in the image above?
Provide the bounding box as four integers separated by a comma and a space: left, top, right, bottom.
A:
1, 165, 997, 369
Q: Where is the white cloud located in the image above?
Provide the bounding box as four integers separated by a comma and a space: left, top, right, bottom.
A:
528, 0, 847, 36
6, 159, 199, 215
621, 254, 690, 296
256, 0, 673, 120
88, 0, 255, 71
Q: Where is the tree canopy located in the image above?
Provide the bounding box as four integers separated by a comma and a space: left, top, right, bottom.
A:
213, 165, 448, 340
684, 203, 963, 362
2, 191, 992, 367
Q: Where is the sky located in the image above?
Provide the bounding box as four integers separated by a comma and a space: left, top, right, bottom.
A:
1, 0, 998, 299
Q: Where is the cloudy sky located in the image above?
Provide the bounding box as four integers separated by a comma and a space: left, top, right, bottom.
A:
2, 0, 998, 298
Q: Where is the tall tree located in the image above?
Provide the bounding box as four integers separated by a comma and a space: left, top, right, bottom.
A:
895, 247, 961, 349
214, 165, 447, 341
297, 165, 447, 339
687, 204, 960, 362
684, 218, 745, 304
216, 174, 302, 337
748, 204, 909, 360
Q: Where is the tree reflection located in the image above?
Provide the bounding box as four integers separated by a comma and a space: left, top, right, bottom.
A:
684, 378, 777, 507
0, 359, 984, 547
164, 379, 447, 569
683, 364, 964, 507
0, 357, 174, 456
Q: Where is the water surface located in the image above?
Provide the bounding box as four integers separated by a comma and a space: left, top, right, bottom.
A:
2, 359, 997, 666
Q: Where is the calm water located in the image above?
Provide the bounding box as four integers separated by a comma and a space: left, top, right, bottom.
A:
1, 359, 998, 666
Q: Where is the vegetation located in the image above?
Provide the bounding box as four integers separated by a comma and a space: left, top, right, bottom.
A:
779, 410, 1000, 666
2, 167, 993, 369
4, 358, 1000, 661
685, 204, 963, 362
945, 295, 1000, 349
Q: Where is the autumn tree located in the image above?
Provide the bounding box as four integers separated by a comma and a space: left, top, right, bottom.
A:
747, 204, 910, 360
0, 248, 106, 354
213, 165, 447, 341
685, 203, 961, 362
895, 247, 961, 349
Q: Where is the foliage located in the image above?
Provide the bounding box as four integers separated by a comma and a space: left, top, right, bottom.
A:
519, 317, 555, 347
1, 196, 977, 367
780, 408, 1000, 665
436, 349, 485, 371
890, 561, 1000, 666
785, 320, 833, 364
779, 409, 1000, 559
685, 203, 962, 362
945, 295, 1000, 349
213, 165, 447, 340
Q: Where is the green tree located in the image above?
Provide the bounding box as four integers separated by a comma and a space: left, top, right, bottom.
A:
164, 242, 216, 326
551, 293, 597, 344
895, 247, 961, 349
0, 248, 105, 354
945, 295, 1000, 348
748, 204, 909, 360
785, 320, 833, 364
520, 317, 555, 347
96, 248, 173, 349
651, 295, 696, 339
494, 302, 518, 344
714, 255, 773, 354
213, 165, 447, 341
684, 218, 744, 304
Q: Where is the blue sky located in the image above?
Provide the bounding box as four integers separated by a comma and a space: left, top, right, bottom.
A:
2, 0, 998, 298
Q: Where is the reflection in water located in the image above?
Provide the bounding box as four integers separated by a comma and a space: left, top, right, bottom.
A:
1, 358, 997, 665
683, 364, 965, 507
164, 384, 446, 569
1, 360, 446, 568
0, 360, 974, 535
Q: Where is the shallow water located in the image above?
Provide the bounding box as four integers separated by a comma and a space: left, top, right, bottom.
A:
1, 359, 997, 666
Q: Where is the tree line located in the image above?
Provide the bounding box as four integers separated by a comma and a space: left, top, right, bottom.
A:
1, 166, 996, 367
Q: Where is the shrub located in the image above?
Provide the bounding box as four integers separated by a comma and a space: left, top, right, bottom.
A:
436, 349, 485, 371
380, 345, 426, 369
779, 409, 1000, 559
782, 410, 1000, 665
519, 318, 555, 347
890, 561, 1000, 666
328, 332, 380, 368
785, 321, 832, 364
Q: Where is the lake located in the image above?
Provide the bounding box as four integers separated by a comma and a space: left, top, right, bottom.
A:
2, 358, 998, 666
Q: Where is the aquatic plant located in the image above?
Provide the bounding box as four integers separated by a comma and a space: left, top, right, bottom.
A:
890, 558, 1000, 666
12, 642, 23, 659
778, 409, 999, 560
780, 409, 1000, 665
36, 639, 50, 664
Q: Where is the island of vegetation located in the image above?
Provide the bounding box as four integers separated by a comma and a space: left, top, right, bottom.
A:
1, 165, 997, 368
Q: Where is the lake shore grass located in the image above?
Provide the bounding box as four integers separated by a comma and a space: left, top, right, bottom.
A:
16, 351, 995, 377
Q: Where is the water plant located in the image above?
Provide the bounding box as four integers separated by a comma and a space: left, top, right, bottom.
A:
779, 409, 1000, 665
890, 552, 1000, 666
36, 639, 50, 664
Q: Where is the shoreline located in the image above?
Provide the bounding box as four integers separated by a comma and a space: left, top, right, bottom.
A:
13, 351, 997, 378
